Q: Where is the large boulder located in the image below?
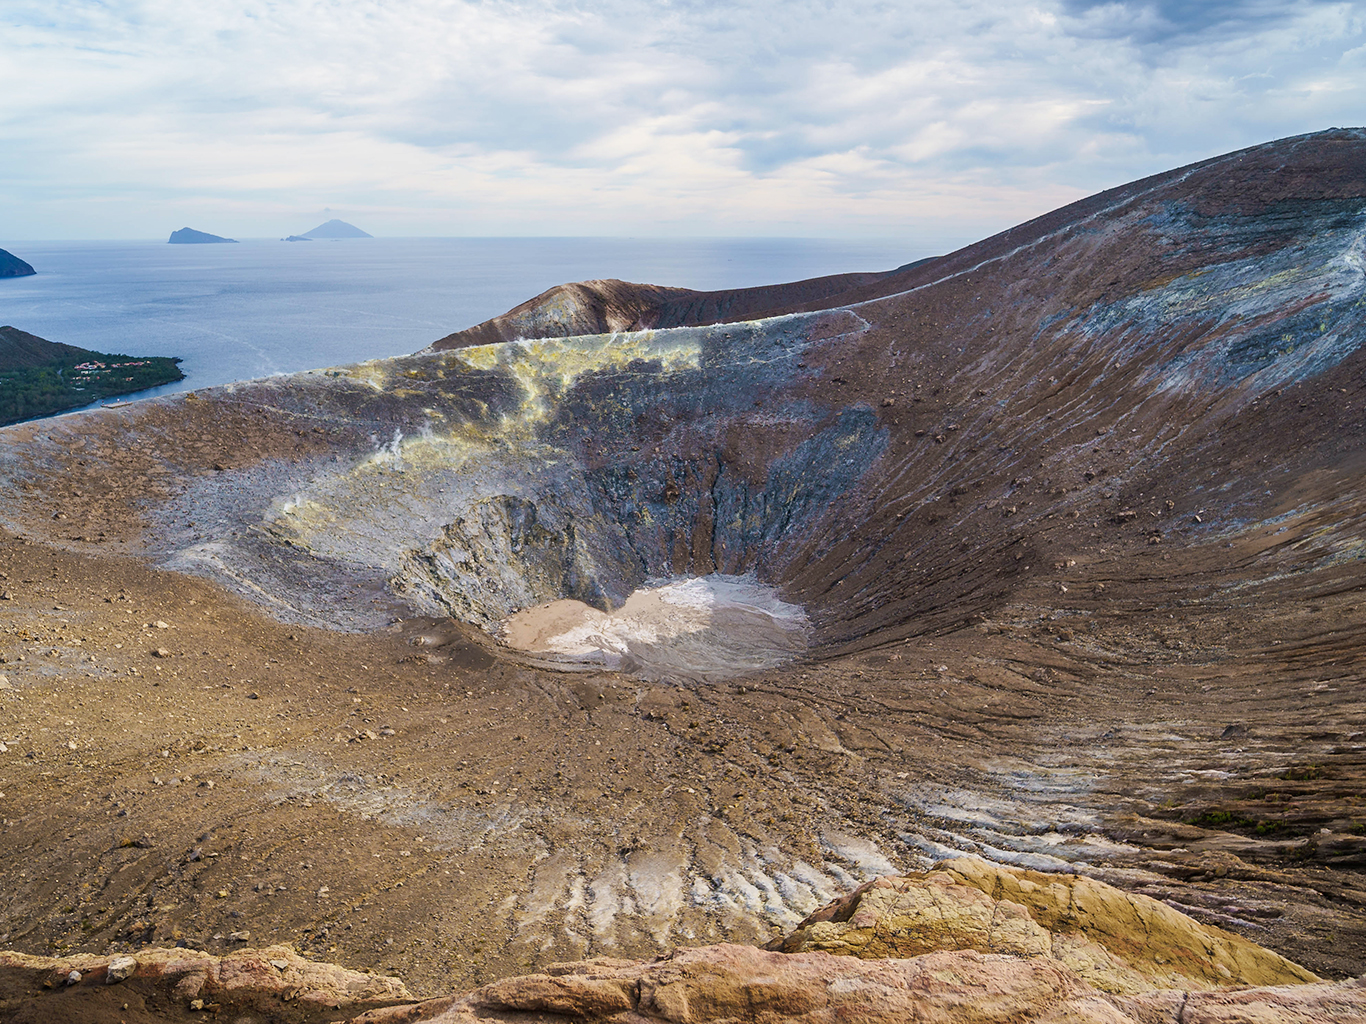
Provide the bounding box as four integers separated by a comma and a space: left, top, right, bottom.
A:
773, 857, 1319, 994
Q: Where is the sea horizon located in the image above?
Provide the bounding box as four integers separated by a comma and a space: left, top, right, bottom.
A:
0, 236, 926, 410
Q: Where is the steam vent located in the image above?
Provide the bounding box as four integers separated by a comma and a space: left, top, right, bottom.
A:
3, 130, 1366, 1021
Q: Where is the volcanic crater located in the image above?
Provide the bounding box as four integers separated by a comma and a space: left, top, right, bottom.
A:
1, 129, 1366, 1020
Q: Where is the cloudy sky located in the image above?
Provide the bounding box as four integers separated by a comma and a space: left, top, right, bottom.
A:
3, 0, 1364, 244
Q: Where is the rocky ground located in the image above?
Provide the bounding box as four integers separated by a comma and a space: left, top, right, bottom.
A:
3, 861, 1362, 1023
0, 129, 1364, 1019
0, 520, 1362, 995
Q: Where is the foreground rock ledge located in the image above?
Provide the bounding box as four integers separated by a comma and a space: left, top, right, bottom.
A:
4, 943, 1362, 1024
0, 944, 411, 1022
3, 860, 1362, 1023
773, 857, 1319, 994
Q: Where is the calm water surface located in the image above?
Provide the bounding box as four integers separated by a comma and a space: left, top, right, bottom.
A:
0, 238, 920, 404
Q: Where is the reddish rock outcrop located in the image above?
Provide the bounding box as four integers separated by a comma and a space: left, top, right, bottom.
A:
9, 942, 1359, 1024
0, 944, 410, 1023
354, 945, 1365, 1024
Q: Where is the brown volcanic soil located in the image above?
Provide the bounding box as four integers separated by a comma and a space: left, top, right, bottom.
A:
1, 535, 1363, 991
1, 128, 1365, 1013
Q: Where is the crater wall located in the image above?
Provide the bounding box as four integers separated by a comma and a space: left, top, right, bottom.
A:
2, 130, 1365, 656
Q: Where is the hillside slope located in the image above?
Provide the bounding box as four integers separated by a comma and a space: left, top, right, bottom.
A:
0, 129, 1362, 997
425, 258, 937, 350
0, 326, 89, 369
0, 326, 185, 424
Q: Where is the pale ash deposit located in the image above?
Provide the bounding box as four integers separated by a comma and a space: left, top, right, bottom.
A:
502, 574, 809, 682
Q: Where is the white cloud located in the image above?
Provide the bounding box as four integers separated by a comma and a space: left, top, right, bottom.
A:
0, 0, 1362, 242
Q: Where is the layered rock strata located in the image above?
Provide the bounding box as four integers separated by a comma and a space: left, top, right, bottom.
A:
380, 947, 1366, 1024
772, 858, 1317, 993
0, 944, 410, 1021
4, 863, 1361, 1024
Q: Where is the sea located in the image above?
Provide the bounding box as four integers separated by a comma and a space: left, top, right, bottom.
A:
0, 237, 922, 406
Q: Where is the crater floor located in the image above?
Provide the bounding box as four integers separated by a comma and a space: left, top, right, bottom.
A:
501, 575, 810, 680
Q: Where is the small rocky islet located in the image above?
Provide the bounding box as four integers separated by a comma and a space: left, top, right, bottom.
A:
169, 219, 372, 243
297, 218, 371, 238
0, 247, 36, 278
0, 129, 1364, 1022
284, 221, 371, 240
167, 227, 237, 244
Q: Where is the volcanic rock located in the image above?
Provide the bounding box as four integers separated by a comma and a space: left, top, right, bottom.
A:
105, 954, 137, 982
0, 248, 36, 278
772, 858, 1317, 993
0, 945, 411, 1020
6, 937, 1360, 1024
371, 946, 1366, 1024
450, 947, 1116, 1023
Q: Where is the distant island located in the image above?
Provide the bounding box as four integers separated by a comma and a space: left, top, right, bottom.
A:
168, 227, 237, 244
283, 235, 313, 242
0, 326, 184, 425
298, 218, 371, 239
0, 248, 36, 278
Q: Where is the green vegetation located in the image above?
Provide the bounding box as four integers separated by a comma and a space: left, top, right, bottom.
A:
1186, 809, 1257, 830
0, 328, 183, 426
1280, 764, 1326, 781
